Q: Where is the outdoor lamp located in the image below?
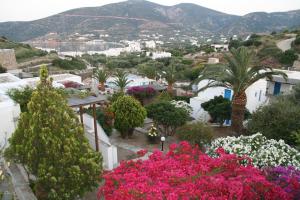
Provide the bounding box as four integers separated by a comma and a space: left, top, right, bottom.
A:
160, 136, 166, 151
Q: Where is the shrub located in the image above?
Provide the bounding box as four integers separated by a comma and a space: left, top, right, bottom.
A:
264, 166, 300, 199
170, 100, 192, 114
127, 86, 156, 99
247, 98, 300, 145
176, 122, 213, 148
279, 49, 298, 65
7, 86, 34, 112
207, 133, 300, 169
52, 57, 86, 70
146, 101, 189, 136
86, 108, 114, 136
294, 36, 300, 45
111, 96, 147, 138
98, 142, 290, 199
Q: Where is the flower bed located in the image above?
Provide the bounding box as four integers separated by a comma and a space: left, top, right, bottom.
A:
98, 142, 290, 200
207, 133, 300, 169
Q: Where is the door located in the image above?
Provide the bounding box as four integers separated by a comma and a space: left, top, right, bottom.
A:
273, 82, 281, 96
224, 89, 232, 100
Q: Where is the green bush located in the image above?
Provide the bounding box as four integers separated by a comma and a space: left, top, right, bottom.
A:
111, 96, 147, 138
86, 108, 113, 136
257, 46, 282, 59
52, 57, 86, 70
176, 122, 213, 148
247, 98, 300, 145
279, 49, 298, 65
294, 36, 300, 45
7, 86, 34, 112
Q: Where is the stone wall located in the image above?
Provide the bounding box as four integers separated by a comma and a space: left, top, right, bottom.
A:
0, 49, 18, 70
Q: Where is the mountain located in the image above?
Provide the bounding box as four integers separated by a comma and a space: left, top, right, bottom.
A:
0, 0, 300, 42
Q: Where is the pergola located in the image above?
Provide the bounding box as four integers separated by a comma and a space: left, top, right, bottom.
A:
68, 95, 108, 152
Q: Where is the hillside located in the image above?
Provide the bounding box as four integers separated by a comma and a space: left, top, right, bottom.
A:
0, 0, 300, 42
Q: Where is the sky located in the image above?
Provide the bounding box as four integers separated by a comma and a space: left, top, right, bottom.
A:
1, 0, 300, 22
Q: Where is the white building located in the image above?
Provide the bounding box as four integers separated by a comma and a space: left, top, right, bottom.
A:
211, 44, 229, 52
207, 58, 220, 64
147, 51, 172, 59
266, 70, 300, 96
106, 74, 155, 90
145, 41, 156, 49
190, 79, 268, 122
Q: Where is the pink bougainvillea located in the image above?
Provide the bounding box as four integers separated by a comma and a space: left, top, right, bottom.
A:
98, 142, 291, 200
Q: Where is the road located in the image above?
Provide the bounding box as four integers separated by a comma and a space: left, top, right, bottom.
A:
276, 37, 296, 52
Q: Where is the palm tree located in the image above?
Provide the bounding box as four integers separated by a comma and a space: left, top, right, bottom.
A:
113, 70, 131, 93
196, 47, 287, 134
93, 67, 108, 91
164, 65, 176, 94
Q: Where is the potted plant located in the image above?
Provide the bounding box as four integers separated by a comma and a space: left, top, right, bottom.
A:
147, 125, 158, 144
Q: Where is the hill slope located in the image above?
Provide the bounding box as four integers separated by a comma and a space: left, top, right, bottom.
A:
0, 0, 300, 42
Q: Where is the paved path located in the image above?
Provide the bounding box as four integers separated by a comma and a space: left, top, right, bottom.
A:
276, 37, 296, 52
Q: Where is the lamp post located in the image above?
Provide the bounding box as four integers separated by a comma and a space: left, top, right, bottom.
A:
160, 136, 166, 151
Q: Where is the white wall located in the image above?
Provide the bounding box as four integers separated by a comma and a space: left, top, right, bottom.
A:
190, 79, 269, 122
82, 113, 118, 170
0, 97, 21, 147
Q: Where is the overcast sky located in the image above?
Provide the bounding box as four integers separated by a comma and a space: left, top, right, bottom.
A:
1, 0, 300, 22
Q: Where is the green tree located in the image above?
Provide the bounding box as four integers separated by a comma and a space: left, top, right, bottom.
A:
146, 101, 189, 136
201, 96, 231, 126
0, 64, 7, 73
247, 98, 300, 145
5, 66, 102, 200
164, 65, 176, 94
7, 86, 34, 112
93, 67, 108, 91
279, 49, 298, 65
176, 122, 213, 148
196, 47, 287, 134
112, 70, 131, 93
111, 96, 146, 138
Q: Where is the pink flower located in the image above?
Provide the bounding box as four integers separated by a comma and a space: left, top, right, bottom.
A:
137, 149, 148, 157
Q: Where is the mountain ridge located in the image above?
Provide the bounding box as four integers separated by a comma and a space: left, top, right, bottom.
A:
0, 0, 299, 42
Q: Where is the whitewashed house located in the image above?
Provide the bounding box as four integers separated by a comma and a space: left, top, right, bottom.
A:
266, 70, 300, 96
106, 74, 155, 90
190, 79, 268, 122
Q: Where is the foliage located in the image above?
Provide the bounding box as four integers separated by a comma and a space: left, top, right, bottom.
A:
111, 96, 146, 138
182, 67, 202, 81
154, 91, 173, 102
127, 86, 156, 100
146, 101, 189, 136
279, 49, 298, 65
170, 100, 192, 114
0, 64, 7, 73
207, 133, 300, 169
247, 98, 300, 145
52, 57, 86, 70
112, 70, 131, 93
4, 66, 102, 200
257, 46, 282, 59
98, 141, 290, 200
264, 166, 300, 199
173, 95, 191, 103
86, 108, 114, 136
93, 67, 108, 91
108, 92, 125, 103
196, 46, 287, 134
7, 86, 34, 112
176, 122, 213, 148
294, 35, 300, 45
201, 96, 231, 126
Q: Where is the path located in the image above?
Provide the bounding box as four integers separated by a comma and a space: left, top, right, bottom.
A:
276, 37, 295, 52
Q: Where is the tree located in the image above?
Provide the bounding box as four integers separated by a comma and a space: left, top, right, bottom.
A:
164, 65, 176, 94
5, 66, 102, 200
112, 70, 131, 93
201, 96, 231, 126
0, 64, 7, 73
176, 122, 213, 148
7, 86, 34, 112
93, 67, 108, 91
279, 49, 298, 65
196, 47, 287, 134
111, 96, 146, 138
247, 98, 300, 145
146, 101, 189, 136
